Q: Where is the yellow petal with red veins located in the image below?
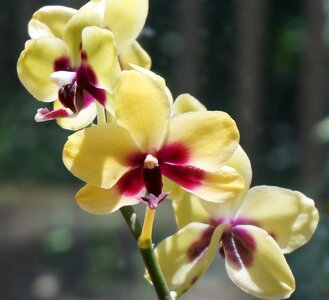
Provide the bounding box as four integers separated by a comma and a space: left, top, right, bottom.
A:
76, 183, 140, 214
120, 41, 151, 70
173, 94, 207, 115
17, 37, 69, 102
63, 123, 140, 188
225, 225, 295, 300
187, 166, 245, 202
235, 186, 319, 253
81, 26, 121, 91
168, 111, 240, 171
149, 223, 223, 297
63, 1, 103, 66
114, 70, 171, 152
103, 0, 148, 51
28, 6, 77, 39
54, 99, 97, 131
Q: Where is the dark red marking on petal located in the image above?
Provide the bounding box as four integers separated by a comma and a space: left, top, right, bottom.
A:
81, 50, 88, 61
117, 167, 144, 196
221, 227, 256, 268
78, 63, 97, 85
143, 166, 163, 196
82, 90, 96, 108
231, 217, 260, 227
35, 107, 72, 122
157, 142, 190, 165
126, 151, 146, 167
77, 63, 106, 105
162, 163, 205, 190
54, 56, 72, 72
208, 217, 225, 227
187, 225, 215, 261
86, 83, 107, 106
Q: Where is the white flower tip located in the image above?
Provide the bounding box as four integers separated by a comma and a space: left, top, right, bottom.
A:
34, 108, 49, 122
50, 71, 76, 87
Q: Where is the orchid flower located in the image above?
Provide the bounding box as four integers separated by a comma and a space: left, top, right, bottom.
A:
28, 1, 151, 70
62, 70, 244, 214
17, 0, 150, 130
151, 146, 319, 299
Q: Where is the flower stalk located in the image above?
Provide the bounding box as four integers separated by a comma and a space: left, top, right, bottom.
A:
120, 206, 173, 300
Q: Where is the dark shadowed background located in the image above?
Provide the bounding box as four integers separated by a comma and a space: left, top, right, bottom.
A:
1, 0, 329, 299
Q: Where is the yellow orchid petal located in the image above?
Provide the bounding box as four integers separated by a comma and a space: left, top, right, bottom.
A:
224, 225, 295, 299
150, 223, 223, 296
201, 145, 252, 217
167, 111, 240, 171
120, 41, 151, 70
28, 6, 77, 39
235, 186, 319, 253
63, 123, 140, 188
63, 1, 103, 66
173, 94, 207, 115
114, 70, 171, 152
173, 192, 210, 229
81, 26, 121, 91
76, 183, 140, 214
17, 37, 69, 102
128, 64, 174, 106
54, 99, 97, 131
103, 0, 149, 51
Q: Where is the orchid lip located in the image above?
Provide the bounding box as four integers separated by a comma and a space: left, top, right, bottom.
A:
51, 71, 77, 87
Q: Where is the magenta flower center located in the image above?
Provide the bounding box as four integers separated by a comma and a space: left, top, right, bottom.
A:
53, 53, 106, 114
187, 217, 258, 269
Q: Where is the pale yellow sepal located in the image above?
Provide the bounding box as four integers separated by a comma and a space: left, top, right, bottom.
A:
236, 186, 319, 253
225, 225, 295, 300
76, 183, 140, 214
173, 192, 210, 229
173, 94, 207, 115
162, 177, 185, 201
149, 223, 223, 296
103, 0, 149, 51
17, 37, 69, 102
168, 111, 240, 171
120, 41, 151, 70
28, 6, 77, 39
114, 70, 171, 152
63, 123, 140, 189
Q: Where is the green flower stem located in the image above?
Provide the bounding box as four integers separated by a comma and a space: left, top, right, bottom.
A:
120, 206, 173, 300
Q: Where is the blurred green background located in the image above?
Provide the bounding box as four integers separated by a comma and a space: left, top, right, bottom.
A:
1, 0, 329, 299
